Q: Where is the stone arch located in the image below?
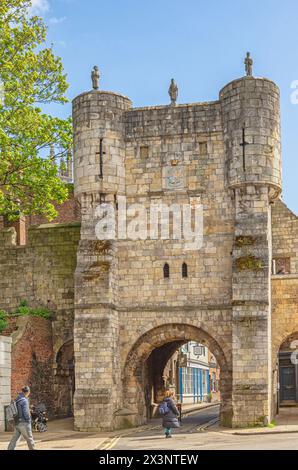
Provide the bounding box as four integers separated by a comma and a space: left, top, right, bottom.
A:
53, 334, 74, 359
275, 331, 298, 407
122, 323, 232, 427
273, 329, 298, 366
53, 339, 75, 417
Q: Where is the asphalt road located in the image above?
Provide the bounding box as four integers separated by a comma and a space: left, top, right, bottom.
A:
109, 405, 220, 450
104, 406, 298, 450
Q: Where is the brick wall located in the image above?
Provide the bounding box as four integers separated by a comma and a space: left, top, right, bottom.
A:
0, 190, 81, 244
26, 191, 80, 231
8, 316, 54, 416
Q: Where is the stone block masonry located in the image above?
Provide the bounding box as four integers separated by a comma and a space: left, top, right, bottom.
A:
0, 223, 80, 349
0, 67, 297, 432
0, 223, 80, 419
71, 71, 291, 431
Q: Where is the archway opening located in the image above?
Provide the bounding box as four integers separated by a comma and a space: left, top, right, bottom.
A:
278, 333, 298, 407
54, 340, 75, 418
144, 340, 221, 419
123, 323, 232, 427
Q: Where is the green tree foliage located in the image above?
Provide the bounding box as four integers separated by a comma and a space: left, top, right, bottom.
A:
0, 0, 72, 220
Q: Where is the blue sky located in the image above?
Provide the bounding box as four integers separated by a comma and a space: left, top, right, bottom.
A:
33, 0, 298, 213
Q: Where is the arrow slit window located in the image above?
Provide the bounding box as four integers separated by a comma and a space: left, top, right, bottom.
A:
182, 262, 188, 278
163, 263, 170, 278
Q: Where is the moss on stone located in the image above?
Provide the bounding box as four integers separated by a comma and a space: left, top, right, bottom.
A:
235, 235, 256, 247
236, 255, 265, 271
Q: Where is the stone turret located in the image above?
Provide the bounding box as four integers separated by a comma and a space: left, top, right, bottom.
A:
72, 89, 132, 239
220, 75, 281, 427
73, 90, 131, 197
72, 78, 132, 431
220, 76, 281, 195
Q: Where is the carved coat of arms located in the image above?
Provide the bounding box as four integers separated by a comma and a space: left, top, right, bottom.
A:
162, 166, 186, 190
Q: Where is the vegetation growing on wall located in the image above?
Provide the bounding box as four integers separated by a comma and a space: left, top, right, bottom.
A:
235, 235, 256, 247
0, 310, 8, 332
236, 255, 265, 271
0, 300, 51, 333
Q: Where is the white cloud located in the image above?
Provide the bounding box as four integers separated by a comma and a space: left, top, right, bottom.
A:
49, 16, 67, 24
30, 0, 50, 15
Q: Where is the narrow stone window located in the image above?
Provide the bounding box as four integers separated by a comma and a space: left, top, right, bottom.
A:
163, 263, 170, 278
182, 262, 188, 278
199, 142, 207, 156
114, 194, 118, 210
140, 145, 149, 159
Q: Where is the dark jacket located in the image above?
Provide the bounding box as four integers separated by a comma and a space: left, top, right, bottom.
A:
162, 397, 180, 429
16, 393, 31, 423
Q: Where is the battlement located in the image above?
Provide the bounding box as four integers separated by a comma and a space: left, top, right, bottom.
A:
130, 99, 220, 110
73, 71, 281, 204
124, 100, 222, 139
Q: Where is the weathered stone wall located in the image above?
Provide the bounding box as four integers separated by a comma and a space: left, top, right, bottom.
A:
271, 199, 298, 274
120, 102, 234, 307
72, 74, 283, 431
0, 336, 11, 431
1, 72, 295, 432
271, 199, 298, 413
0, 223, 80, 353
0, 223, 80, 418
271, 199, 298, 359
73, 91, 132, 199
272, 277, 298, 360
220, 76, 281, 426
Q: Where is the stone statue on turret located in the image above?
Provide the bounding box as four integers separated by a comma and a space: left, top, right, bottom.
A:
244, 52, 253, 77
91, 66, 100, 90
168, 78, 178, 106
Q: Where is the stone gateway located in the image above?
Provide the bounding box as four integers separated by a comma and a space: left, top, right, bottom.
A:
0, 62, 297, 431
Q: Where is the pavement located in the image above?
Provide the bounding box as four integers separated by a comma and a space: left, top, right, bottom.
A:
0, 402, 217, 451
113, 428, 298, 450
1, 404, 298, 450
104, 406, 298, 450
222, 406, 298, 436
0, 417, 109, 450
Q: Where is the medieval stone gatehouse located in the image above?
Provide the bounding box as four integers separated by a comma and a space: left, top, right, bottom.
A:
0, 62, 297, 431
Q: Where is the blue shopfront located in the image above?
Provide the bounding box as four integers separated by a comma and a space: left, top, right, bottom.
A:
178, 366, 210, 404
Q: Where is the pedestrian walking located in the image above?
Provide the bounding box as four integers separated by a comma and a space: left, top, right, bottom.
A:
7, 386, 36, 450
159, 390, 180, 438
